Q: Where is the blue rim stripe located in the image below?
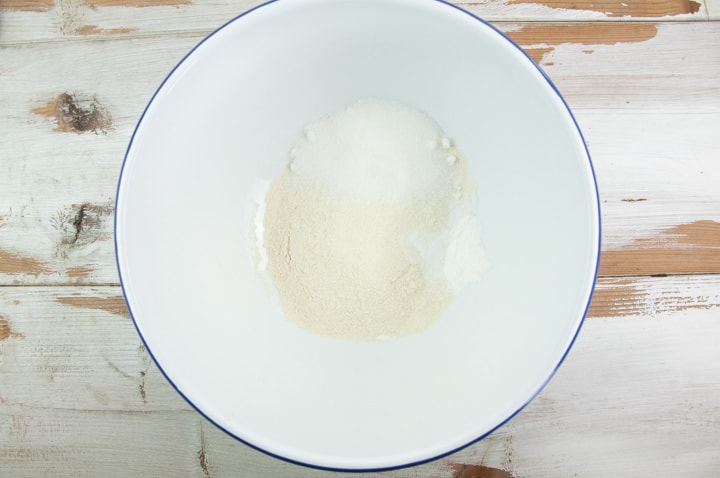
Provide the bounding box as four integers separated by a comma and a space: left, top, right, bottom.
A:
114, 0, 602, 471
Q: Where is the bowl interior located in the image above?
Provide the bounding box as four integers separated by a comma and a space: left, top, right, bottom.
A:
116, 0, 599, 470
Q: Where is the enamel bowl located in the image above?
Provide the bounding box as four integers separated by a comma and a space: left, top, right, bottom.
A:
115, 0, 600, 470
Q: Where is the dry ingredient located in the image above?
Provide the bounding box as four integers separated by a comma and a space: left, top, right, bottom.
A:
259, 99, 488, 340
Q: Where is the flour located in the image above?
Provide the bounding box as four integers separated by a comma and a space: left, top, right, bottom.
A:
260, 99, 488, 340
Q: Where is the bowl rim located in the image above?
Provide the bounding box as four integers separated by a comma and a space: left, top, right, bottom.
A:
114, 0, 602, 471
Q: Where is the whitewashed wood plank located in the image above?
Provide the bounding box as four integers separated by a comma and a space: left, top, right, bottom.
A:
577, 110, 720, 253
0, 286, 189, 411
465, 0, 708, 22
588, 274, 720, 318
0, 34, 202, 285
506, 22, 720, 111
1, 281, 719, 476
67, 0, 708, 43
0, 1, 61, 44
58, 0, 263, 38
0, 0, 710, 45
707, 0, 720, 17
0, 406, 205, 477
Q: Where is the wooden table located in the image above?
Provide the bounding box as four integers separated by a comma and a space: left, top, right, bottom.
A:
1, 0, 718, 476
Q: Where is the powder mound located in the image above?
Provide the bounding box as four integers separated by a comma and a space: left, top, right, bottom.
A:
262, 99, 488, 340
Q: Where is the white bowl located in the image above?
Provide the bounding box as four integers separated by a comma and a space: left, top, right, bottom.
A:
115, 0, 600, 471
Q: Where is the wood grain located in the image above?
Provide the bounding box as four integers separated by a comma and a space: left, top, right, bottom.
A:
451, 463, 514, 478
0, 287, 183, 411
0, 0, 54, 11
0, 314, 13, 339
66, 266, 94, 278
75, 24, 135, 35
0, 250, 52, 277
600, 221, 720, 275
601, 248, 720, 275
84, 0, 190, 6
55, 295, 129, 317
31, 92, 113, 134
587, 274, 720, 318
0, 408, 203, 477
506, 0, 703, 17
506, 22, 659, 47
708, 0, 720, 18
505, 22, 659, 63
1, 1, 713, 45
